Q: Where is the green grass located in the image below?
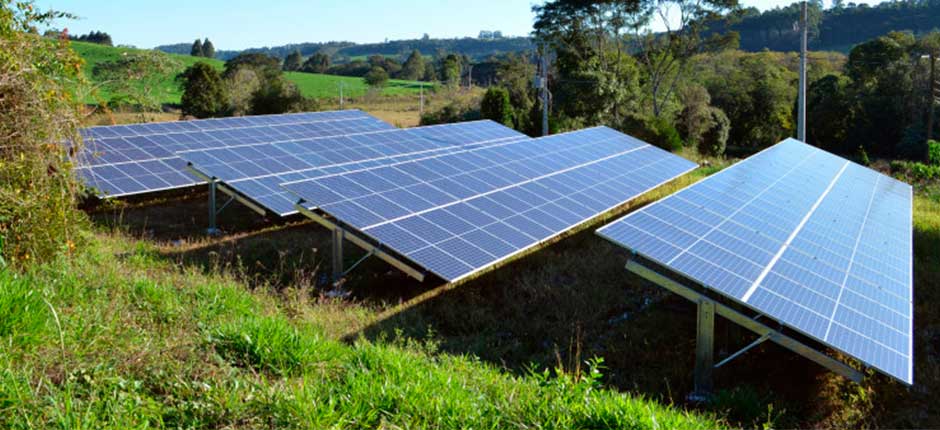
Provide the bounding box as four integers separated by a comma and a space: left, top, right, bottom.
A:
0, 229, 720, 428
71, 41, 429, 105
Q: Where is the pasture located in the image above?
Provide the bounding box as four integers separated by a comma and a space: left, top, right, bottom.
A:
71, 41, 430, 105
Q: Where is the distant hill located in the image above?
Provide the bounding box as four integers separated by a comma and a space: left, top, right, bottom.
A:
71, 41, 428, 105
157, 36, 533, 62
730, 0, 940, 52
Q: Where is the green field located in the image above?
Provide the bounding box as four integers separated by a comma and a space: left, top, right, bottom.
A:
71, 41, 430, 105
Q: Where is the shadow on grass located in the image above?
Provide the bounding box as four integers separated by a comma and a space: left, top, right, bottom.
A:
85, 187, 940, 428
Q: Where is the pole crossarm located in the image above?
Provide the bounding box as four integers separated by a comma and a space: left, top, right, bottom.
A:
295, 203, 426, 282
625, 259, 864, 384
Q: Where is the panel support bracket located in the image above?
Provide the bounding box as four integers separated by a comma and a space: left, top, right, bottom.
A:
295, 203, 425, 283
187, 165, 267, 235
625, 259, 864, 399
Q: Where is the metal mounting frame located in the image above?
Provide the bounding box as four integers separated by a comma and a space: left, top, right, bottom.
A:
187, 165, 267, 234
295, 203, 426, 282
625, 258, 864, 399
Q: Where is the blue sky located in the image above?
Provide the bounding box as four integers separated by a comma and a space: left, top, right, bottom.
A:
36, 0, 876, 50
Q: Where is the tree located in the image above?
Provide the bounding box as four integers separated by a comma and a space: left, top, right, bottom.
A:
223, 53, 282, 81
92, 51, 181, 116
700, 107, 730, 156
481, 87, 513, 126
441, 53, 462, 86
177, 62, 226, 118
283, 49, 303, 71
364, 66, 389, 88
704, 52, 795, 150
400, 49, 425, 81
677, 84, 714, 149
302, 52, 331, 73
495, 53, 538, 133
202, 38, 215, 58
807, 74, 854, 154
224, 67, 262, 115
190, 38, 204, 57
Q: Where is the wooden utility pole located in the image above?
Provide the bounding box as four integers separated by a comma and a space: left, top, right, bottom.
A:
798, 1, 808, 142
540, 51, 549, 136
928, 53, 936, 144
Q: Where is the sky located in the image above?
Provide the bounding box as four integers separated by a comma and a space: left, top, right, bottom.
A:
36, 0, 878, 50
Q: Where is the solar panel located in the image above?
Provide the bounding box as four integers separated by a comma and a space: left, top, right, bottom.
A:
179, 121, 529, 216
74, 110, 395, 197
597, 138, 913, 384
283, 126, 697, 282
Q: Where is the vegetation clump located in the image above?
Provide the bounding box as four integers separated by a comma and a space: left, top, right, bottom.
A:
0, 1, 88, 268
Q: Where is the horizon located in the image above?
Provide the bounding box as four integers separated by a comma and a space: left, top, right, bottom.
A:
37, 0, 877, 51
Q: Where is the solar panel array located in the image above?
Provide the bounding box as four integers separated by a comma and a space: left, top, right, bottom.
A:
597, 138, 913, 384
74, 110, 394, 197
180, 121, 529, 216
284, 126, 697, 282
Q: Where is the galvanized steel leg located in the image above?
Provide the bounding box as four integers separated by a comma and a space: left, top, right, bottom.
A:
207, 179, 220, 235
692, 299, 715, 400
332, 227, 344, 281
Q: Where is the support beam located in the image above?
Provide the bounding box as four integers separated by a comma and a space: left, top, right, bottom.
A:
625, 259, 864, 388
207, 179, 219, 236
332, 227, 344, 281
295, 203, 426, 282
693, 300, 715, 399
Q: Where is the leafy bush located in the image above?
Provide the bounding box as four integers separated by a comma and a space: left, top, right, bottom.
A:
929, 140, 940, 166
177, 61, 226, 118
699, 107, 730, 156
0, 3, 89, 268
890, 160, 940, 182
420, 100, 481, 125
363, 66, 389, 88
895, 124, 927, 160
620, 114, 683, 152
480, 86, 513, 127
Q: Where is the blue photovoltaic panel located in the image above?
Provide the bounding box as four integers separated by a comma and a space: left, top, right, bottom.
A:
73, 110, 394, 197
283, 126, 697, 282
180, 120, 529, 216
597, 138, 913, 384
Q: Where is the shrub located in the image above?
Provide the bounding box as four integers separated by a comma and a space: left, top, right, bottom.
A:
0, 3, 89, 268
363, 66, 389, 88
620, 114, 683, 152
929, 140, 940, 166
480, 86, 513, 127
420, 101, 481, 125
699, 107, 730, 156
177, 61, 226, 118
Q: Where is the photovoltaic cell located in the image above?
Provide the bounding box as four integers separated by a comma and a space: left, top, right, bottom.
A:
180, 120, 529, 216
597, 138, 913, 384
73, 110, 395, 197
283, 126, 697, 282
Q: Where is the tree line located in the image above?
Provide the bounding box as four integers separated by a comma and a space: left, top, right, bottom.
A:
434, 0, 938, 164
730, 0, 940, 52
177, 54, 318, 119
190, 38, 216, 58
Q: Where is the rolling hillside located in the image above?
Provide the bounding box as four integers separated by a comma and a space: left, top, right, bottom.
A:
72, 41, 429, 105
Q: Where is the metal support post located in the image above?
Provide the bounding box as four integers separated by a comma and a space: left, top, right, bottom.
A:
332, 227, 344, 281
693, 299, 715, 400
207, 179, 220, 235
625, 259, 865, 391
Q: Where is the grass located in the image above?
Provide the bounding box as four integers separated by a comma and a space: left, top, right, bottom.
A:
0, 218, 721, 428
70, 41, 430, 105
